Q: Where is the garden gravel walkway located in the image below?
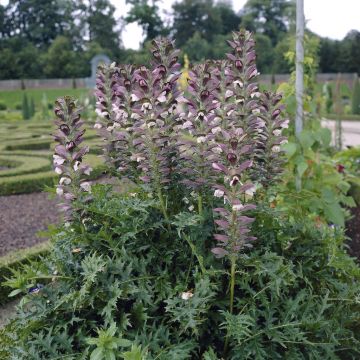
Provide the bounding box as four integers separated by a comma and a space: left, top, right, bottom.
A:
0, 193, 59, 257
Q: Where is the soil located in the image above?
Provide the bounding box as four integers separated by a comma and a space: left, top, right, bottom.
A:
346, 205, 360, 260
0, 192, 60, 257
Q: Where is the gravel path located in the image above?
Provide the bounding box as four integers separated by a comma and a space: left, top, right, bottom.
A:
322, 119, 360, 147
0, 193, 59, 257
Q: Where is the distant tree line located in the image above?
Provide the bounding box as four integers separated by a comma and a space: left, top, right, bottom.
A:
0, 0, 359, 80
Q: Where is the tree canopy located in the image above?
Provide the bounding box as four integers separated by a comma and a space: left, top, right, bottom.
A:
0, 0, 358, 80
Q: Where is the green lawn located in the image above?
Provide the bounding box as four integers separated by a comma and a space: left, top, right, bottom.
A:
0, 88, 91, 110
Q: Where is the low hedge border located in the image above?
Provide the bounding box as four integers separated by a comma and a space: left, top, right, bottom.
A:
0, 154, 50, 178
0, 154, 106, 195
324, 114, 360, 121
4, 139, 52, 151
0, 242, 50, 306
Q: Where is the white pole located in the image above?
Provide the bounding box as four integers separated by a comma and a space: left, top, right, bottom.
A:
295, 0, 304, 137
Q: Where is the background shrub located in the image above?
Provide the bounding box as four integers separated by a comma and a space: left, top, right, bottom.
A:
0, 101, 7, 111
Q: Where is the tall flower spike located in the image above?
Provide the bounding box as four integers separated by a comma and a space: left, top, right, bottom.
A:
128, 39, 182, 219
53, 97, 92, 221
211, 136, 257, 259
252, 91, 288, 187
107, 64, 140, 178
177, 61, 219, 196
224, 30, 264, 150
95, 62, 129, 172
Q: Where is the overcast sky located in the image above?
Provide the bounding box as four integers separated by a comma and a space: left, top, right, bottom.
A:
114, 0, 360, 49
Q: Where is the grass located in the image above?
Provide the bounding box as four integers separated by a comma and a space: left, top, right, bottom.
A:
0, 88, 90, 110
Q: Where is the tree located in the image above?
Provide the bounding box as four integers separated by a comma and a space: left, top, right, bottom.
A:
125, 0, 165, 42
43, 36, 80, 78
5, 0, 73, 48
173, 0, 231, 47
240, 0, 295, 45
77, 0, 121, 55
182, 31, 211, 61
254, 33, 274, 74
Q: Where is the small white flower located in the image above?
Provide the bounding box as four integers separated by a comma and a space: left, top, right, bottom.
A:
227, 109, 234, 116
147, 121, 156, 128
94, 123, 102, 129
59, 177, 71, 185
131, 112, 140, 120
197, 136, 206, 144
182, 120, 193, 129
107, 125, 114, 131
80, 182, 91, 192
131, 94, 140, 102
211, 126, 222, 135
56, 186, 64, 196
230, 176, 241, 187
212, 146, 223, 154
281, 120, 290, 129
156, 119, 165, 127
245, 186, 256, 198
74, 161, 81, 171
195, 112, 205, 121
272, 145, 281, 153
280, 139, 288, 145
95, 108, 109, 118
225, 89, 234, 98
141, 102, 152, 113
181, 291, 194, 300
232, 203, 244, 211
210, 117, 222, 126
136, 156, 146, 162
233, 80, 244, 88
251, 92, 261, 98
183, 197, 190, 204
273, 129, 282, 136
188, 205, 194, 212
214, 189, 225, 198
53, 155, 65, 166
54, 167, 63, 175
157, 91, 167, 103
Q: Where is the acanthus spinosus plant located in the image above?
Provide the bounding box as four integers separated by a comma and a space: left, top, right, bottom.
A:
8, 29, 360, 359
53, 96, 92, 221
94, 30, 288, 314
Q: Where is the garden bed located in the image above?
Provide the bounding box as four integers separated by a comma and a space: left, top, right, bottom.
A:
0, 192, 59, 257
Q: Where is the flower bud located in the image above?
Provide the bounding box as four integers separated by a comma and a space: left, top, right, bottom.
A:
227, 153, 237, 164
66, 141, 75, 151
59, 124, 70, 135
235, 59, 243, 70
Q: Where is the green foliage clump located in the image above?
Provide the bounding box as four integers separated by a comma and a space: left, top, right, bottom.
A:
0, 101, 7, 110
3, 186, 360, 359
21, 93, 30, 120
351, 78, 360, 115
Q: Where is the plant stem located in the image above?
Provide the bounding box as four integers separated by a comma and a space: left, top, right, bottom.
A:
157, 187, 169, 221
198, 194, 203, 217
229, 259, 236, 314
224, 258, 237, 354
